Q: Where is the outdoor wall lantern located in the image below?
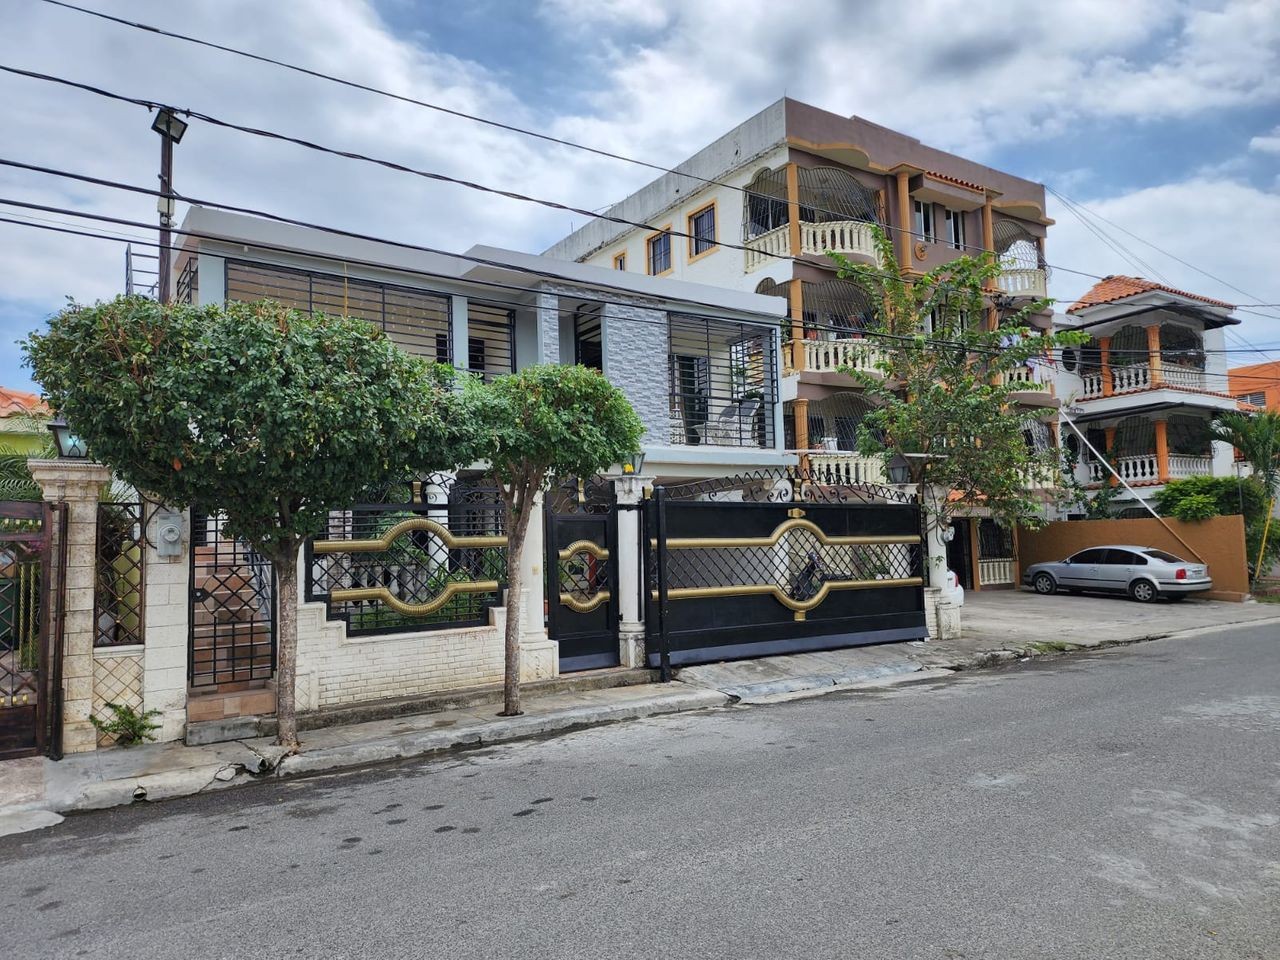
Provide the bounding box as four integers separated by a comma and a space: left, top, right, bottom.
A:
150, 107, 189, 143
886, 453, 911, 485
47, 416, 89, 460
620, 451, 647, 476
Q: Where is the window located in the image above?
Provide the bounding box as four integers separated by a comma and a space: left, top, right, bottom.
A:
465, 302, 516, 381
913, 200, 934, 242
647, 228, 672, 275
468, 336, 486, 372
688, 203, 717, 258
613, 251, 626, 271
1143, 549, 1184, 564
945, 209, 966, 250
1067, 549, 1107, 564
1237, 391, 1266, 406
1103, 549, 1146, 566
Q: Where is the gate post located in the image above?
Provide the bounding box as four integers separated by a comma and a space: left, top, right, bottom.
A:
517, 490, 557, 680
27, 458, 112, 754
613, 474, 647, 669
140, 500, 190, 742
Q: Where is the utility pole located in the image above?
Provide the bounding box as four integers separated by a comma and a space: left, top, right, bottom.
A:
150, 108, 188, 305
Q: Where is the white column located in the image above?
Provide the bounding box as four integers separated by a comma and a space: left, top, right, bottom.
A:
613, 475, 646, 668
140, 502, 191, 742
450, 294, 468, 372
27, 458, 113, 754
516, 491, 557, 680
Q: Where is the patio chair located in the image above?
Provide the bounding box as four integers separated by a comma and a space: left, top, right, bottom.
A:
705, 401, 741, 445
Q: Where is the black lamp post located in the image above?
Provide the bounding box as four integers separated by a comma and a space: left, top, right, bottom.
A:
47, 416, 88, 459
886, 453, 911, 485
151, 107, 188, 305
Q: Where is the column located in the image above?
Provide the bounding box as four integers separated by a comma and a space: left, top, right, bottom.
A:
785, 162, 802, 258
1104, 426, 1118, 487
516, 491, 556, 681
535, 291, 560, 365
450, 294, 468, 372
896, 170, 913, 268
981, 198, 996, 293
1146, 324, 1163, 387
27, 458, 113, 754
613, 475, 646, 669
967, 519, 982, 591
788, 279, 805, 373
140, 502, 191, 742
794, 398, 810, 452
1154, 418, 1170, 483
1100, 336, 1113, 397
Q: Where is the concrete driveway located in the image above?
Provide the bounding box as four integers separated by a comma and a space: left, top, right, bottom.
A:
961, 588, 1279, 648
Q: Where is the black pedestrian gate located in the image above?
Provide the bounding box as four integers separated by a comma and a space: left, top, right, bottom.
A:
545, 478, 620, 673
645, 473, 926, 669
0, 501, 65, 760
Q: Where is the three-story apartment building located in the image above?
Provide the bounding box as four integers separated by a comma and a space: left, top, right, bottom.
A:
1054, 276, 1244, 513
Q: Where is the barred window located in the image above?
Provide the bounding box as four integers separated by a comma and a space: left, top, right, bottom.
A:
668, 314, 776, 449
647, 230, 672, 275
224, 260, 450, 362
688, 203, 717, 257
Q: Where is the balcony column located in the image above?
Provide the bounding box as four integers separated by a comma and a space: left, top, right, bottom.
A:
1154, 418, 1170, 483
789, 279, 805, 373
785, 163, 803, 258
1146, 324, 1163, 387
981, 198, 996, 292
896, 170, 913, 269
1099, 336, 1113, 397
1104, 426, 1118, 487
794, 398, 810, 473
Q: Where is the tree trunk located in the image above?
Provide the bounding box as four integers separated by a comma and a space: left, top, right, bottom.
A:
500, 493, 532, 717
273, 544, 301, 752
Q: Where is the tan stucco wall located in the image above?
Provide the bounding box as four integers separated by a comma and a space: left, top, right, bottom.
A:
1016, 516, 1250, 601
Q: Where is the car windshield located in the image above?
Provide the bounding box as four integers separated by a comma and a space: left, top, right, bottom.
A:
1142, 549, 1184, 563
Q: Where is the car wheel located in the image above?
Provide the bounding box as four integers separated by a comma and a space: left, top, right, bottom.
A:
1129, 579, 1157, 603
1032, 572, 1056, 595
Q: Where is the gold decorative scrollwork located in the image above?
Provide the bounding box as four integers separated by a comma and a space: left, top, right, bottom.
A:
330, 581, 501, 617
557, 540, 610, 562
312, 517, 505, 554
558, 590, 611, 614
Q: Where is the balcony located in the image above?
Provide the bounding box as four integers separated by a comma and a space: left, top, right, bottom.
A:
1000, 365, 1054, 404
1086, 454, 1212, 485
789, 451, 886, 486
745, 220, 878, 272
1080, 363, 1210, 400
995, 268, 1048, 299
798, 338, 886, 377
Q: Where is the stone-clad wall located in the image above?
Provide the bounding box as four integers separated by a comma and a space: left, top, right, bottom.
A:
601, 301, 669, 443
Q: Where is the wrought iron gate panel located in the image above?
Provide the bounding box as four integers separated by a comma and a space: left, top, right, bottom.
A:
645, 479, 926, 668
545, 477, 620, 672
0, 501, 60, 759
189, 512, 276, 688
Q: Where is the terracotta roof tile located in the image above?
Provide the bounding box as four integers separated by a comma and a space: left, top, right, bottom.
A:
1068, 275, 1236, 314
925, 170, 985, 194
0, 387, 49, 418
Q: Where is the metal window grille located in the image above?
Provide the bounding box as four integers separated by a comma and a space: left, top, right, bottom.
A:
647, 232, 672, 274
0, 506, 44, 715
224, 260, 451, 363
977, 519, 1013, 560
668, 314, 776, 449
175, 256, 199, 305
1237, 391, 1266, 407
574, 305, 604, 371
94, 502, 145, 648
466, 303, 516, 381
743, 168, 789, 240
306, 475, 507, 636
690, 205, 716, 255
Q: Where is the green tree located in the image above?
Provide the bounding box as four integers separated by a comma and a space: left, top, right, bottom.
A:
828, 228, 1087, 529
24, 295, 476, 750
1154, 473, 1278, 578
1210, 410, 1280, 505
468, 365, 643, 716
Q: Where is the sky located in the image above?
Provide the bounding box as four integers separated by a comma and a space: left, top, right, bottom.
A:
1, 0, 1278, 392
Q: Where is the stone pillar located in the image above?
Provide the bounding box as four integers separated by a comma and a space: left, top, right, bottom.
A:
140, 501, 191, 742
516, 491, 557, 681
613, 475, 647, 669
1100, 337, 1113, 397
535, 292, 560, 365
789, 279, 805, 373
1154, 419, 1170, 483
1146, 324, 1163, 386
28, 459, 112, 754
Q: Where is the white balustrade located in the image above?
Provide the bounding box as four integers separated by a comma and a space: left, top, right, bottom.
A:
995, 268, 1048, 299
744, 223, 790, 272
1020, 464, 1061, 490
1081, 373, 1104, 399
800, 220, 878, 261
1111, 363, 1151, 394
1167, 455, 1213, 479
803, 338, 886, 376
1001, 366, 1049, 392
1160, 365, 1206, 391
801, 452, 886, 486
978, 558, 1014, 586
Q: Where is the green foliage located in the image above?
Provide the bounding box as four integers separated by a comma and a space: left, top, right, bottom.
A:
1164, 493, 1218, 522
1210, 410, 1280, 501
23, 296, 474, 561
828, 227, 1087, 529
1155, 474, 1278, 577
89, 702, 161, 746
0, 414, 55, 501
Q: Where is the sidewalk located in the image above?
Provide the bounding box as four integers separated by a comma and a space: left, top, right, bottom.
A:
3, 592, 1277, 834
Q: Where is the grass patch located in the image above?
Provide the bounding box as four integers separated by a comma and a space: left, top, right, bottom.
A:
1026, 640, 1081, 654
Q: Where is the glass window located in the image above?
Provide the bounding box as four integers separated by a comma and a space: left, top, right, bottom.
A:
945, 209, 966, 250
913, 200, 934, 242
613, 252, 626, 271
647, 231, 672, 275
1068, 549, 1106, 564
1143, 549, 1184, 564
1103, 549, 1145, 565
689, 204, 717, 256
668, 314, 776, 449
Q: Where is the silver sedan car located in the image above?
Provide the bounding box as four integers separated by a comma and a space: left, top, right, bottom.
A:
1022, 545, 1212, 603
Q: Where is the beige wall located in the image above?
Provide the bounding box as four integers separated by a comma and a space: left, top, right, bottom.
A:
1016, 516, 1251, 601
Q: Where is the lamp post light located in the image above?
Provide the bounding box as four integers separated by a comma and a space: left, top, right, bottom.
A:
151, 107, 188, 305
47, 416, 88, 460
620, 451, 646, 477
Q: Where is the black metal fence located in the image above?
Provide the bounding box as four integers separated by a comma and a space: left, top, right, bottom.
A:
94, 502, 145, 648
306, 474, 507, 637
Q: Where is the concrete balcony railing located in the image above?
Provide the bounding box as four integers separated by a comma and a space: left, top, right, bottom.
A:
791, 451, 886, 486
1161, 365, 1207, 391
802, 339, 886, 377
1167, 455, 1214, 479
1000, 366, 1051, 393
978, 558, 1015, 586
1020, 463, 1062, 490
995, 268, 1048, 299
745, 219, 878, 272
1086, 454, 1211, 485
1080, 363, 1210, 401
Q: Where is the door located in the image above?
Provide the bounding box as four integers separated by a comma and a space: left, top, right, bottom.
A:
0, 501, 58, 760
1102, 549, 1144, 591
1060, 548, 1105, 589
545, 480, 620, 673
947, 519, 972, 590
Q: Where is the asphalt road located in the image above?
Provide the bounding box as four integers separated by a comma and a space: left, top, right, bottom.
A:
3, 624, 1279, 959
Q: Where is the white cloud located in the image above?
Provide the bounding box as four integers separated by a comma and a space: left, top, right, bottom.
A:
1250, 126, 1280, 155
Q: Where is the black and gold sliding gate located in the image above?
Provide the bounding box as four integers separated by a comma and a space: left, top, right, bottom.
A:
645, 475, 926, 669
545, 477, 619, 673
